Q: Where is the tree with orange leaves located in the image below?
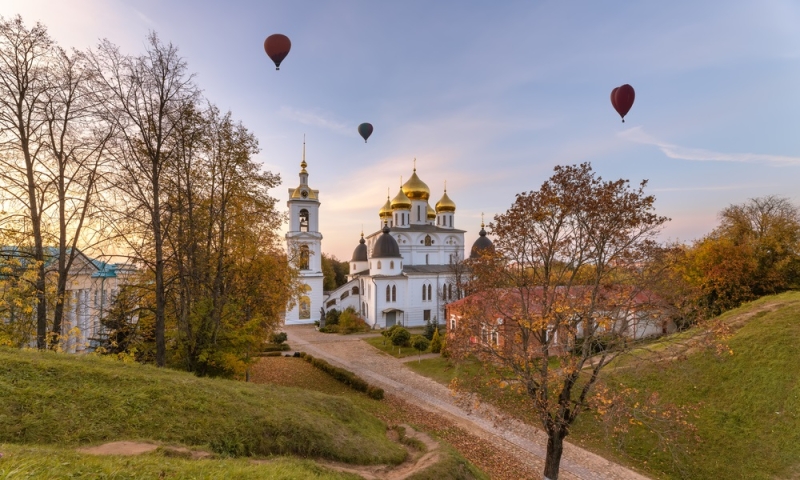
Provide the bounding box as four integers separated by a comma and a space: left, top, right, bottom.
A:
449, 163, 668, 479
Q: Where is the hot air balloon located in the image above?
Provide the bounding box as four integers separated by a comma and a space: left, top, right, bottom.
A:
358, 123, 373, 143
611, 84, 635, 122
264, 34, 291, 70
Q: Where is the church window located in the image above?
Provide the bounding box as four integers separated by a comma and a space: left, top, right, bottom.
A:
424, 310, 431, 321
377, 260, 382, 269
352, 263, 356, 271
299, 296, 311, 320
299, 209, 309, 232
361, 302, 366, 316
352, 286, 359, 295
299, 245, 309, 270
427, 284, 432, 301
386, 285, 391, 302
422, 284, 426, 301
390, 261, 394, 269
448, 283, 453, 300
417, 206, 421, 221
425, 254, 429, 265
424, 235, 432, 246
392, 285, 396, 302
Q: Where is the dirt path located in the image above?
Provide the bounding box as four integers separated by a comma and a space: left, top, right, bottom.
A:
286, 325, 650, 480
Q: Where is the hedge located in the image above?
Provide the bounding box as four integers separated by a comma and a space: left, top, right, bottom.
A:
298, 352, 384, 400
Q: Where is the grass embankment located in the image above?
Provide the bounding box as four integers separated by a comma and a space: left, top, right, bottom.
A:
0, 348, 405, 476
406, 291, 800, 479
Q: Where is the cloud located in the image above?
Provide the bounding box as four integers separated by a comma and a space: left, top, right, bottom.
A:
279, 107, 350, 135
619, 126, 800, 167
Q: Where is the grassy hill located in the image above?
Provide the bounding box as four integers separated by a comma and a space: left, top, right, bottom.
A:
406, 291, 800, 479
571, 290, 800, 479
0, 348, 406, 478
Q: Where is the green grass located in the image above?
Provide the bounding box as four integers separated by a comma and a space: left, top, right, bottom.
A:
0, 444, 361, 479
363, 335, 427, 358
407, 291, 800, 479
0, 348, 406, 466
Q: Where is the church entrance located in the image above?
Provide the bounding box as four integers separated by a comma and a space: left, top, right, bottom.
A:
385, 311, 396, 327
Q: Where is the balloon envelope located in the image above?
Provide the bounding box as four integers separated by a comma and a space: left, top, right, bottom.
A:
264, 34, 291, 70
358, 123, 373, 143
611, 84, 635, 122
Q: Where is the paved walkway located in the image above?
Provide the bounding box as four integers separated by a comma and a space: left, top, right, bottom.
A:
286, 325, 650, 480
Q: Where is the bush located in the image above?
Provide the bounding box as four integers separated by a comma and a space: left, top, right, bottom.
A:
297, 351, 383, 400
390, 327, 411, 347
262, 344, 290, 352
440, 334, 449, 358
430, 328, 443, 354
270, 332, 288, 344
338, 308, 371, 334
410, 335, 430, 354
423, 320, 439, 340
325, 309, 341, 326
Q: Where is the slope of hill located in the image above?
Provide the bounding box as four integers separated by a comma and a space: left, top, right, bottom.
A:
571, 291, 800, 479
0, 347, 406, 477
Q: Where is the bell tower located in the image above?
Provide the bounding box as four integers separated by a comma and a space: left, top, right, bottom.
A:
285, 140, 324, 325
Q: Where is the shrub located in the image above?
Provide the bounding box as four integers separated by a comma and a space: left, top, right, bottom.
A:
270, 332, 288, 344
338, 309, 371, 334
367, 386, 385, 400
410, 335, 430, 355
390, 327, 411, 347
262, 344, 290, 352
423, 320, 439, 340
440, 334, 449, 358
430, 328, 442, 354
297, 351, 383, 400
325, 309, 341, 326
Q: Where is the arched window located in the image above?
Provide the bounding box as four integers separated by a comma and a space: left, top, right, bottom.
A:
424, 235, 432, 246
377, 260, 382, 269
427, 284, 432, 301
352, 286, 359, 295
386, 285, 391, 302
448, 283, 453, 300
299, 245, 309, 270
361, 302, 366, 316
392, 285, 396, 302
299, 296, 311, 320
390, 260, 394, 269
352, 263, 356, 271
422, 284, 426, 301
299, 209, 309, 232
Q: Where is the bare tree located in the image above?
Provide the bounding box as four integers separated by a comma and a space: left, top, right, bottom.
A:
90, 32, 198, 366
450, 163, 668, 479
42, 45, 114, 345
0, 16, 54, 349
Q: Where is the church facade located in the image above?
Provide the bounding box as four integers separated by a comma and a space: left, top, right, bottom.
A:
285, 157, 490, 328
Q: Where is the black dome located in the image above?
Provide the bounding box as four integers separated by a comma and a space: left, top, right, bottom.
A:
470, 227, 494, 258
372, 225, 402, 258
351, 235, 368, 262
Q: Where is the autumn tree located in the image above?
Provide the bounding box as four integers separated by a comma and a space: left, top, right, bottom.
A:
451, 163, 668, 479
322, 253, 348, 291
0, 16, 53, 349
90, 33, 199, 366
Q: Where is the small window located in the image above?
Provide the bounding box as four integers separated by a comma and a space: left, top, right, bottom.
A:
450, 316, 456, 330
422, 284, 427, 301
424, 310, 431, 321
351, 286, 359, 294
386, 285, 391, 301
390, 260, 394, 269
427, 284, 432, 301
377, 260, 382, 269
392, 285, 396, 302
352, 263, 356, 271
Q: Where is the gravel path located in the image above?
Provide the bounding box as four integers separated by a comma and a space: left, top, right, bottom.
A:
286, 325, 650, 480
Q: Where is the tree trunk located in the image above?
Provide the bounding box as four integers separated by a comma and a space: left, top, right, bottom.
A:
543, 429, 565, 480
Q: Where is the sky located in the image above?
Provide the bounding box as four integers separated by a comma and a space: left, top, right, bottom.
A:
4, 0, 800, 259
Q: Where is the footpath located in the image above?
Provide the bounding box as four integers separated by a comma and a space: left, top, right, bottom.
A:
286, 325, 650, 480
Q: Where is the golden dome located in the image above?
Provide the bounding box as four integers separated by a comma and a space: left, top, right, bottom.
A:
390, 186, 411, 210
379, 194, 392, 219
426, 203, 436, 220
402, 168, 430, 201
435, 189, 456, 213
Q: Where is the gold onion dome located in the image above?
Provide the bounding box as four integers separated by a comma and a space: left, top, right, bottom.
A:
391, 186, 411, 210
379, 194, 392, 219
426, 203, 436, 220
402, 168, 430, 201
435, 190, 456, 213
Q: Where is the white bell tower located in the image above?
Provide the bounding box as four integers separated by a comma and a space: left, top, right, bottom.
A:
285, 141, 324, 325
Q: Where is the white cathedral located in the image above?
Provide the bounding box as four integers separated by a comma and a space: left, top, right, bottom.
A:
284, 154, 492, 328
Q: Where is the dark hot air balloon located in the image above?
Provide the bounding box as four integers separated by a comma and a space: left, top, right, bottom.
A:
611, 84, 635, 122
358, 123, 373, 143
264, 34, 291, 70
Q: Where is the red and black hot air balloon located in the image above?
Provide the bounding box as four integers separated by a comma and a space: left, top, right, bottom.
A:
264, 34, 291, 70
610, 84, 635, 122
358, 123, 373, 143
